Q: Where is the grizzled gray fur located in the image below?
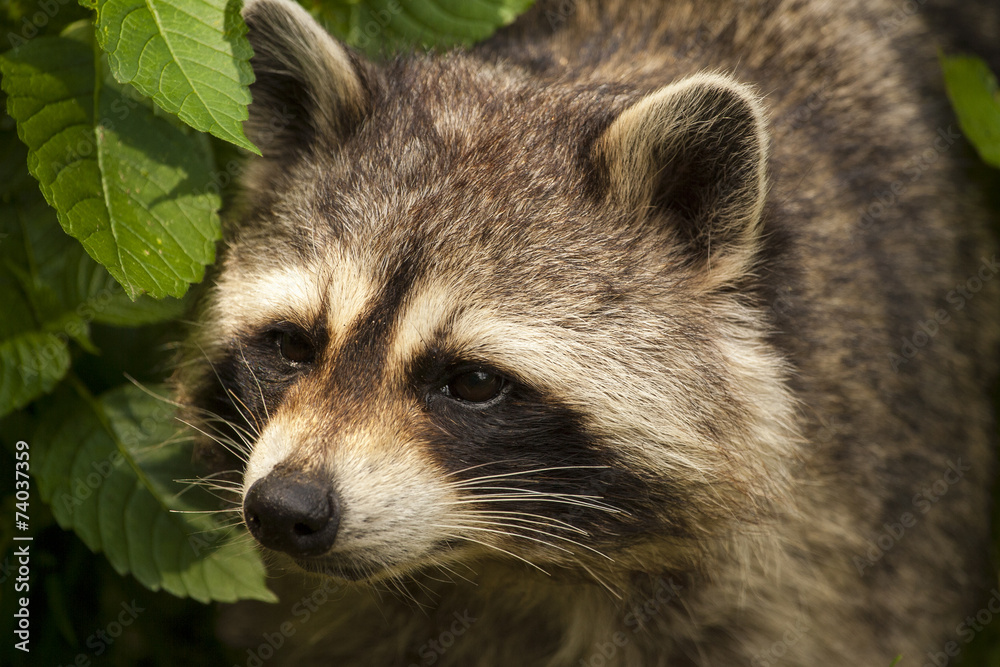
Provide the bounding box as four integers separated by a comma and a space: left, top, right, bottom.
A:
174, 0, 1000, 664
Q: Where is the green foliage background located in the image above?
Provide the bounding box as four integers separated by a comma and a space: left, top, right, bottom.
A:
0, 0, 534, 664
0, 0, 996, 664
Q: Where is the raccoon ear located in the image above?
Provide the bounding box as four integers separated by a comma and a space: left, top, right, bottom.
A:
241, 0, 373, 160
593, 73, 768, 272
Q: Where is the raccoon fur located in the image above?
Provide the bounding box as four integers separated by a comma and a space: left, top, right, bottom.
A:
173, 0, 1000, 664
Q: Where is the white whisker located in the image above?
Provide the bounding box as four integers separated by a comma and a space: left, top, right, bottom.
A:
449, 465, 610, 488
442, 494, 624, 515
464, 511, 590, 535
178, 418, 250, 464
451, 516, 613, 562
436, 531, 550, 576
237, 339, 271, 423
194, 342, 263, 439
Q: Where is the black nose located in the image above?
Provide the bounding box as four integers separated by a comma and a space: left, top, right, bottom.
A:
243, 472, 341, 558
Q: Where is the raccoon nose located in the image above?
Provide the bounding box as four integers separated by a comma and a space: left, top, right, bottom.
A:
243, 473, 341, 558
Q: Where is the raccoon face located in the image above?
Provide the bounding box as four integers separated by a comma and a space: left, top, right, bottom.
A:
176, 0, 798, 583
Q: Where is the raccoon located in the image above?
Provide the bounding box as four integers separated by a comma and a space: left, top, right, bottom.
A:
174, 0, 1000, 664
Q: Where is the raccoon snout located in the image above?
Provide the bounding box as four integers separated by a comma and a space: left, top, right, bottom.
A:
243, 473, 341, 558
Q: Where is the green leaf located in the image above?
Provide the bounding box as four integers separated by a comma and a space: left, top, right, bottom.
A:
941, 54, 1000, 168
0, 36, 222, 300
96, 0, 258, 154
88, 285, 188, 326
1, 0, 90, 47
0, 184, 72, 417
32, 382, 276, 603
1, 180, 188, 330
0, 113, 33, 195
0, 331, 71, 419
322, 0, 534, 55
0, 116, 185, 416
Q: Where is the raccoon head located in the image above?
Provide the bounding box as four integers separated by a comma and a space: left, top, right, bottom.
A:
175, 0, 798, 584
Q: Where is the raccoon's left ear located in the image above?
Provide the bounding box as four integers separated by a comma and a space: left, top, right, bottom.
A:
593, 73, 768, 276
241, 0, 376, 162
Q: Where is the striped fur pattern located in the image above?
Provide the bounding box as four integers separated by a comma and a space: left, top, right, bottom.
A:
173, 0, 1000, 664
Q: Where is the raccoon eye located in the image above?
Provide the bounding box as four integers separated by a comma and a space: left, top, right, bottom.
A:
446, 370, 507, 404
276, 329, 315, 364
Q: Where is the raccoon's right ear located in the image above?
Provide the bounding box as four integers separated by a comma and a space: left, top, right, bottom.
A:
241, 0, 375, 160
593, 73, 768, 279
